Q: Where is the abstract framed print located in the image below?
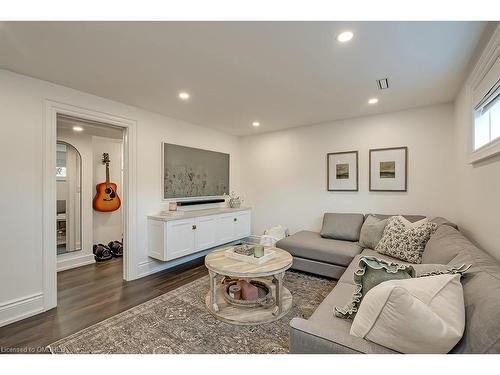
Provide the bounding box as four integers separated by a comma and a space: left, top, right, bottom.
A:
327, 151, 358, 191
369, 146, 408, 192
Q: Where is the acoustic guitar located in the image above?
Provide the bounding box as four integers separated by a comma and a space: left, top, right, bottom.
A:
93, 153, 121, 212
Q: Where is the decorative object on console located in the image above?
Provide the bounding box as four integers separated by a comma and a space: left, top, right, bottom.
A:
162, 142, 229, 199
168, 201, 178, 211
327, 151, 358, 191
358, 214, 389, 249
369, 146, 407, 191
350, 274, 466, 353
225, 191, 242, 208
375, 216, 437, 263
93, 153, 121, 212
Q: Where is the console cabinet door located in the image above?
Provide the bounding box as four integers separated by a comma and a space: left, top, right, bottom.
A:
217, 213, 236, 244
165, 218, 196, 260
234, 210, 251, 238
194, 215, 218, 251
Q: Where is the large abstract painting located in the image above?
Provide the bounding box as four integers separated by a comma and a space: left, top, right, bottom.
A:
162, 143, 230, 199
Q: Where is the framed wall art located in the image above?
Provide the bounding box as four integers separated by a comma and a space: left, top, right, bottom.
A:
369, 146, 408, 192
327, 151, 358, 191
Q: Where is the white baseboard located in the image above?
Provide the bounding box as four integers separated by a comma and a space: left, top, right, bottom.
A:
0, 293, 44, 327
136, 239, 249, 279
136, 249, 211, 279
57, 253, 95, 272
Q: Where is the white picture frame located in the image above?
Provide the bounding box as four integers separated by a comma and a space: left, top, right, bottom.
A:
369, 147, 408, 192
327, 151, 358, 191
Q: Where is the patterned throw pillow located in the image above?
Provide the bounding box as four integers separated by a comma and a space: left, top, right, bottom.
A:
375, 216, 438, 263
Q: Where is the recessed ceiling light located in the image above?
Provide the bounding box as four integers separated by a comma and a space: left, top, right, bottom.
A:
72, 126, 83, 132
337, 31, 354, 43
368, 98, 379, 105
252, 121, 260, 127
178, 92, 190, 100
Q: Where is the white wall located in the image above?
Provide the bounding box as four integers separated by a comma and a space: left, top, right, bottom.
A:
240, 104, 456, 235
0, 68, 241, 326
452, 76, 500, 262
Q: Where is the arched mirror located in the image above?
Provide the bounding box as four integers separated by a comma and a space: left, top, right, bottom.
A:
56, 141, 82, 254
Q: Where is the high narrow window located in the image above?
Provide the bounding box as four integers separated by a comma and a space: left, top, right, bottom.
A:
474, 79, 500, 150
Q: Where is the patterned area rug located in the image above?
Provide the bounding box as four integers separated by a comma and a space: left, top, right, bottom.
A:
48, 271, 336, 354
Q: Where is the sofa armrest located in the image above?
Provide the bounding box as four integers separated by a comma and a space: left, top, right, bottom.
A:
289, 317, 397, 354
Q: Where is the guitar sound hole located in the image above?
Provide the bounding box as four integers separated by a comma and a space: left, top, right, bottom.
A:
105, 188, 112, 194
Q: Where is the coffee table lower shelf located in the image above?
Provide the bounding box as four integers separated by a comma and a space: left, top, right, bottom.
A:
205, 283, 292, 326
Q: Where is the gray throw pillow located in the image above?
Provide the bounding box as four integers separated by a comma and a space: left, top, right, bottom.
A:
359, 215, 388, 249
320, 213, 364, 242
375, 216, 438, 264
335, 256, 471, 320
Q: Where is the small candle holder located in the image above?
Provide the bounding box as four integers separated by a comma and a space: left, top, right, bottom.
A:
253, 245, 264, 258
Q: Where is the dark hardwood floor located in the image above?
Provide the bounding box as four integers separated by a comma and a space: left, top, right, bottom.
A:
0, 256, 207, 351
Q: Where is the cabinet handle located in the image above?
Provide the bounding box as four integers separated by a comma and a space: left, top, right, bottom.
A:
192, 225, 197, 230
234, 218, 237, 222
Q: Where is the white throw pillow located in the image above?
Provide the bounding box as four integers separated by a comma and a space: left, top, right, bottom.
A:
350, 274, 465, 354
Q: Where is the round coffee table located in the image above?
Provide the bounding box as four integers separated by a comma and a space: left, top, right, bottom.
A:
204, 246, 293, 325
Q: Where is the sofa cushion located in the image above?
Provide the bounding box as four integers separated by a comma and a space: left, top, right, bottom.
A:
359, 214, 388, 249
423, 225, 467, 264
276, 230, 362, 267
350, 274, 465, 354
320, 213, 364, 242
430, 216, 458, 230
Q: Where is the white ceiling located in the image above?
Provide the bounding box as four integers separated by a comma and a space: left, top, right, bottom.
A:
57, 116, 124, 139
0, 21, 488, 136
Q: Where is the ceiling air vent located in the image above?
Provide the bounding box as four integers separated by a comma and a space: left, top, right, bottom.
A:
377, 78, 389, 90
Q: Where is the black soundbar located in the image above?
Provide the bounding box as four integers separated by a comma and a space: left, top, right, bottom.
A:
176, 198, 226, 206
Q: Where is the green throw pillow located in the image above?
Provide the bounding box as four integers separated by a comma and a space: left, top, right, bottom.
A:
334, 256, 413, 319
334, 256, 471, 320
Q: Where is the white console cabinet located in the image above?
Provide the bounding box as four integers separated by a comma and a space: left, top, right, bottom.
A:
147, 207, 251, 262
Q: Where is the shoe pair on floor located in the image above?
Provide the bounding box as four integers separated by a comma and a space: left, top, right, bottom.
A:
93, 240, 123, 262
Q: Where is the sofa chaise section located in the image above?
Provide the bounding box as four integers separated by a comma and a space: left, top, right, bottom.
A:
276, 230, 362, 278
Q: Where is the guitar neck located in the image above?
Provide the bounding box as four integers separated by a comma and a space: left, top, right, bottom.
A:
105, 163, 110, 185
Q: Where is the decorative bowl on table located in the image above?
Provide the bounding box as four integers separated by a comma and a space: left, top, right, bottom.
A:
222, 280, 275, 308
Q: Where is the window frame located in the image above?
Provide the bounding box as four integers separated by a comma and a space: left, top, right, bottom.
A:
467, 25, 500, 164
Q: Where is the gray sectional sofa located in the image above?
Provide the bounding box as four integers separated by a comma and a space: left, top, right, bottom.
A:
276, 213, 500, 354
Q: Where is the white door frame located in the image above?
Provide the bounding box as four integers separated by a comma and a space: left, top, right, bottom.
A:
43, 100, 137, 310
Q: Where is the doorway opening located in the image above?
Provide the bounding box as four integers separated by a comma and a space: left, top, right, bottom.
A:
56, 115, 125, 283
